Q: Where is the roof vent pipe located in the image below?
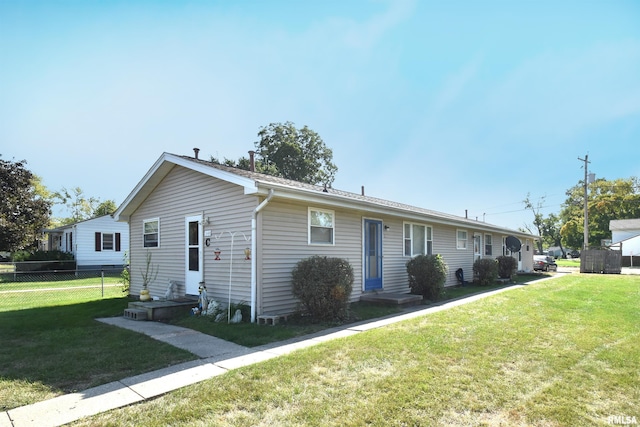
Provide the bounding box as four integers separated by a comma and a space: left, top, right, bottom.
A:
248, 151, 255, 172
193, 148, 200, 159
465, 209, 468, 219
361, 186, 365, 196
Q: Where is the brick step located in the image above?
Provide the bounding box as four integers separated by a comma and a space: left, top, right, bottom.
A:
257, 314, 288, 325
123, 308, 148, 321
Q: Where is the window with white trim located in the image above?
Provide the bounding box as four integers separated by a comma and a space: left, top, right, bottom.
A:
457, 229, 468, 249
484, 234, 493, 256
404, 222, 433, 256
143, 218, 159, 248
309, 208, 334, 245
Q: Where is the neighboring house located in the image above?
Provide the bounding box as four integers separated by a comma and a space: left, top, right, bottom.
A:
609, 219, 640, 257
47, 215, 129, 269
114, 152, 537, 321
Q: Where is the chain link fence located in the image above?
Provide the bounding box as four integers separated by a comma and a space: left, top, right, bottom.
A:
0, 262, 128, 311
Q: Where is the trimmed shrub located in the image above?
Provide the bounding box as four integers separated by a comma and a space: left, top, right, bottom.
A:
497, 255, 518, 279
473, 258, 498, 286
291, 256, 354, 321
11, 250, 74, 262
406, 254, 448, 301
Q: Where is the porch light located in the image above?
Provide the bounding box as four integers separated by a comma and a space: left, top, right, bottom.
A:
244, 247, 251, 260
214, 248, 221, 260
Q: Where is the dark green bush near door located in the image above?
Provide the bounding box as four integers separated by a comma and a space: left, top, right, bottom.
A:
473, 258, 498, 285
291, 256, 354, 321
497, 255, 518, 279
406, 254, 448, 301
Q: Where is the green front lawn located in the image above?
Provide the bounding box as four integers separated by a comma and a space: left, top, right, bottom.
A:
0, 297, 196, 411
73, 274, 640, 426
556, 258, 581, 267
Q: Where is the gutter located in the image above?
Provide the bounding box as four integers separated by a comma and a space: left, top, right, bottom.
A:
250, 189, 274, 322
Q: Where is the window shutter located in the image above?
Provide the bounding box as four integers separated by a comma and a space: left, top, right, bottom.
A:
115, 233, 121, 252
95, 232, 102, 252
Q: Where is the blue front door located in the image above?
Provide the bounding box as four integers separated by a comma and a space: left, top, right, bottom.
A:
364, 219, 383, 291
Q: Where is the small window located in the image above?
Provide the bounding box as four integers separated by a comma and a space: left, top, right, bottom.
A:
484, 234, 492, 256
457, 229, 468, 250
103, 233, 114, 251
404, 222, 433, 256
309, 208, 334, 245
143, 218, 160, 248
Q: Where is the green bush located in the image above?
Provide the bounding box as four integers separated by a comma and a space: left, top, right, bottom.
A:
473, 258, 498, 286
406, 254, 448, 301
291, 256, 354, 321
11, 250, 74, 262
496, 255, 518, 279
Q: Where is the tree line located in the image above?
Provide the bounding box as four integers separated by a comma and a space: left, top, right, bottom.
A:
524, 177, 640, 255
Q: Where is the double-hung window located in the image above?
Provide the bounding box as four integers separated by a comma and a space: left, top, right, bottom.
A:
484, 234, 493, 255
102, 233, 114, 250
309, 208, 334, 245
94, 232, 121, 251
457, 229, 468, 250
143, 218, 160, 248
404, 222, 433, 256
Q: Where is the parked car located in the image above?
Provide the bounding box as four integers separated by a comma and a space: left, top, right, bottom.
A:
568, 249, 580, 258
534, 255, 558, 272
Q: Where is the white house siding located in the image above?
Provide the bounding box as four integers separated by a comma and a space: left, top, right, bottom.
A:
129, 166, 257, 301
74, 216, 129, 268
258, 200, 362, 315
49, 216, 129, 268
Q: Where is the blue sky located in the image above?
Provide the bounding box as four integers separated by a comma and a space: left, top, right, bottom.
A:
2, 0, 639, 231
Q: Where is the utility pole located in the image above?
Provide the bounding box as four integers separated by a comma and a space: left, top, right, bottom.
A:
578, 154, 590, 250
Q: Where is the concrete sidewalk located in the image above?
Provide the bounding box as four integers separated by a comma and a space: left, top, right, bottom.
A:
1, 279, 557, 427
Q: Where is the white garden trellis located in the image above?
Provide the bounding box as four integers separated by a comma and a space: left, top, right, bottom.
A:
214, 230, 251, 323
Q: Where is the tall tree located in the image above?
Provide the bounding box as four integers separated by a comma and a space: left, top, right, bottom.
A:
560, 177, 640, 249
254, 122, 337, 186
0, 157, 52, 251
94, 200, 118, 217
523, 193, 546, 254
55, 187, 100, 224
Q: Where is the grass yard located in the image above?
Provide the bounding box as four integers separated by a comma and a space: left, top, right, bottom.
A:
0, 295, 197, 411
73, 274, 640, 427
556, 258, 581, 268
171, 278, 545, 347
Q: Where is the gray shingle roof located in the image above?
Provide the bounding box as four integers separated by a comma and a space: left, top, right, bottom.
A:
178, 154, 533, 236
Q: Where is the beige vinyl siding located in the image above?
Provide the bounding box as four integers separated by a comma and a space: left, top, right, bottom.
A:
129, 165, 257, 300
259, 200, 362, 315
379, 217, 408, 293
433, 225, 473, 287
381, 222, 472, 289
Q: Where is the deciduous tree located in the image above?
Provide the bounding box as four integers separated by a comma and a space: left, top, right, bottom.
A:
0, 157, 52, 251
560, 177, 640, 249
255, 122, 337, 186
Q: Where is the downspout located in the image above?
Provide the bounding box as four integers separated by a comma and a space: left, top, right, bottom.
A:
251, 189, 274, 323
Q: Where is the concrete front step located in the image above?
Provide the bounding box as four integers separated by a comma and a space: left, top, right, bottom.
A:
359, 292, 423, 307
126, 298, 198, 321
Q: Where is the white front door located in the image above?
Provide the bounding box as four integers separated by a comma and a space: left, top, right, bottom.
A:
473, 233, 482, 262
185, 215, 203, 295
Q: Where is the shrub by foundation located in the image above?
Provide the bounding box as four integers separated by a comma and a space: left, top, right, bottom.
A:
291, 256, 354, 321
497, 255, 518, 279
473, 258, 498, 286
406, 254, 448, 301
